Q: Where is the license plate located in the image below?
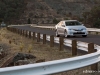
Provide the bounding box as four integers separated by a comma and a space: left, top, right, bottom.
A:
77, 32, 81, 33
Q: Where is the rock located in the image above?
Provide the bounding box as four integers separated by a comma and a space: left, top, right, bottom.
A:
13, 53, 36, 62
0, 46, 5, 59
36, 59, 45, 63
14, 59, 30, 66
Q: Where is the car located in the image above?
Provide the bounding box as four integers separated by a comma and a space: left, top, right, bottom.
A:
1, 22, 6, 27
55, 20, 88, 37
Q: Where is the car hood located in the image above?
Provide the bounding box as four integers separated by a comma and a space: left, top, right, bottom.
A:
66, 25, 86, 29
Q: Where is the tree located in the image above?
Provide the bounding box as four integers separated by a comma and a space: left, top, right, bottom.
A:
53, 18, 59, 24
83, 5, 100, 28
27, 18, 31, 24
90, 6, 100, 28
0, 0, 26, 24
82, 12, 90, 24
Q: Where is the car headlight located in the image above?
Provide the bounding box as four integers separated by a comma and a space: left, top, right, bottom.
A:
68, 29, 73, 30
82, 28, 86, 30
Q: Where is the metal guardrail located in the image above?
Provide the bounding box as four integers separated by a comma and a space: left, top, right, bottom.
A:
31, 25, 100, 33
0, 25, 100, 75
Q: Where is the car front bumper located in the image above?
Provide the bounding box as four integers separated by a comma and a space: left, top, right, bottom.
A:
67, 30, 88, 36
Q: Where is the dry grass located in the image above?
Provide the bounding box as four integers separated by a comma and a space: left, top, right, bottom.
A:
0, 28, 72, 62
0, 27, 99, 75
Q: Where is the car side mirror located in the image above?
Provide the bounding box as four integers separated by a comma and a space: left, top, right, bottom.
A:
62, 25, 65, 27
82, 24, 84, 26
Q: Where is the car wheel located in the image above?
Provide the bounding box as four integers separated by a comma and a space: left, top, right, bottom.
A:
82, 35, 87, 37
64, 31, 69, 38
56, 30, 59, 37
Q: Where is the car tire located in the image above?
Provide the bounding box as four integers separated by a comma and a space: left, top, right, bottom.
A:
64, 30, 69, 38
56, 30, 59, 37
82, 35, 87, 37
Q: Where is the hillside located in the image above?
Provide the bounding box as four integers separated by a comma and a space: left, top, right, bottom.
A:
19, 0, 100, 24
1, 0, 100, 24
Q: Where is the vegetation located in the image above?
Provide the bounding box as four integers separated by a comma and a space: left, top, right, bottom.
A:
27, 18, 31, 24
83, 5, 100, 28
0, 0, 26, 24
53, 18, 59, 24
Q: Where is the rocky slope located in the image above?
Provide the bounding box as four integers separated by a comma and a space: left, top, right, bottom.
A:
18, 0, 100, 24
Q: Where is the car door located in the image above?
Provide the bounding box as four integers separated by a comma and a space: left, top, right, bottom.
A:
60, 21, 65, 34
57, 21, 62, 34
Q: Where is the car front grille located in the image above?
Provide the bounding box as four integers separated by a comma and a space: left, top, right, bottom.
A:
73, 32, 85, 34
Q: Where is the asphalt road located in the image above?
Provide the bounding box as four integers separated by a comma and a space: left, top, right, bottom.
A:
12, 25, 100, 45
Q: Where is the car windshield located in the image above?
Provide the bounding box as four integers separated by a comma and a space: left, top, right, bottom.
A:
65, 21, 81, 26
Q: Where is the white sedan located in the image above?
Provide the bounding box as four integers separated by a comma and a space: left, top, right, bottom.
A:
55, 20, 88, 37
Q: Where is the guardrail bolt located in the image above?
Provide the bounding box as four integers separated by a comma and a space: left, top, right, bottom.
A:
37, 33, 40, 42
59, 37, 64, 51
72, 40, 77, 56
43, 34, 46, 44
50, 35, 54, 47
88, 43, 98, 71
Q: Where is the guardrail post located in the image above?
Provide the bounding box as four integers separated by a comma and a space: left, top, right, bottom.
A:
19, 29, 21, 34
29, 31, 31, 39
19, 29, 21, 35
12, 28, 14, 32
8, 27, 10, 31
22, 30, 24, 36
10, 28, 12, 32
33, 32, 35, 40
21, 29, 23, 35
24, 30, 25, 36
12, 28, 13, 32
10, 28, 11, 31
96, 32, 98, 35
10, 27, 12, 31
59, 37, 64, 50
37, 33, 40, 42
50, 35, 54, 47
18, 29, 19, 34
13, 28, 15, 33
7, 27, 9, 30
88, 43, 98, 71
72, 40, 77, 56
14, 28, 16, 33
16, 28, 18, 33
43, 34, 46, 44
10, 27, 11, 31
16, 28, 17, 33
25, 30, 28, 37
12, 28, 14, 33
20, 29, 22, 35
